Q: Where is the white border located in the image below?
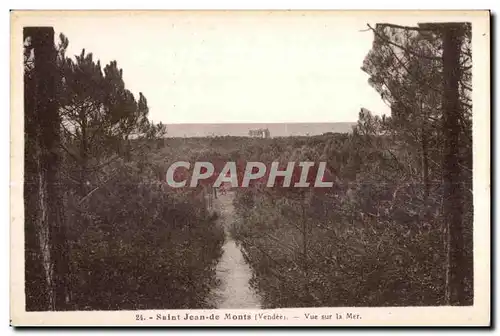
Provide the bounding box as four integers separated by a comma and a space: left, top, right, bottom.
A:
6, 7, 493, 330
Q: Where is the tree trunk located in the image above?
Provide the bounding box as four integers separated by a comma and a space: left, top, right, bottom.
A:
421, 99, 430, 199
24, 27, 70, 310
301, 197, 309, 303
79, 110, 88, 198
441, 24, 467, 305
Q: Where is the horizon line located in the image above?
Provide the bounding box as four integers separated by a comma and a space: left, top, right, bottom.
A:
162, 121, 358, 125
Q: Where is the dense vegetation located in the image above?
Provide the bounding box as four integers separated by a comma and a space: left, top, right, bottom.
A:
24, 30, 224, 310
230, 23, 473, 307
23, 22, 472, 311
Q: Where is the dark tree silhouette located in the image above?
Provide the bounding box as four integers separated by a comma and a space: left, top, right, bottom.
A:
24, 27, 70, 311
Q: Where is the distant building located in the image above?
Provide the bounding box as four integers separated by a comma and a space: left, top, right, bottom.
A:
248, 128, 271, 138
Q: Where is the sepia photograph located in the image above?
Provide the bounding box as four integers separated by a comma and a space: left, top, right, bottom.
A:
10, 10, 490, 326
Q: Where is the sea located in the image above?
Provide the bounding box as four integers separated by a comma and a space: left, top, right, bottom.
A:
164, 122, 356, 138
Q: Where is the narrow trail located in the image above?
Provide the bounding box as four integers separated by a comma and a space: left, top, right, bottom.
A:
208, 191, 262, 309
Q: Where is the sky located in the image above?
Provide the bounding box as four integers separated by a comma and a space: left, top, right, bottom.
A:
48, 11, 393, 124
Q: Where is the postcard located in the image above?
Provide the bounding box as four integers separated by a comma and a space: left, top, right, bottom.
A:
10, 10, 490, 326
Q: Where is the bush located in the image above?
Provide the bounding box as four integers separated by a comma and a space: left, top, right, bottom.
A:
66, 165, 225, 310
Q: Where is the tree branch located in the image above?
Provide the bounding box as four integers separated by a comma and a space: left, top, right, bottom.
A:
367, 24, 442, 61
376, 23, 437, 32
